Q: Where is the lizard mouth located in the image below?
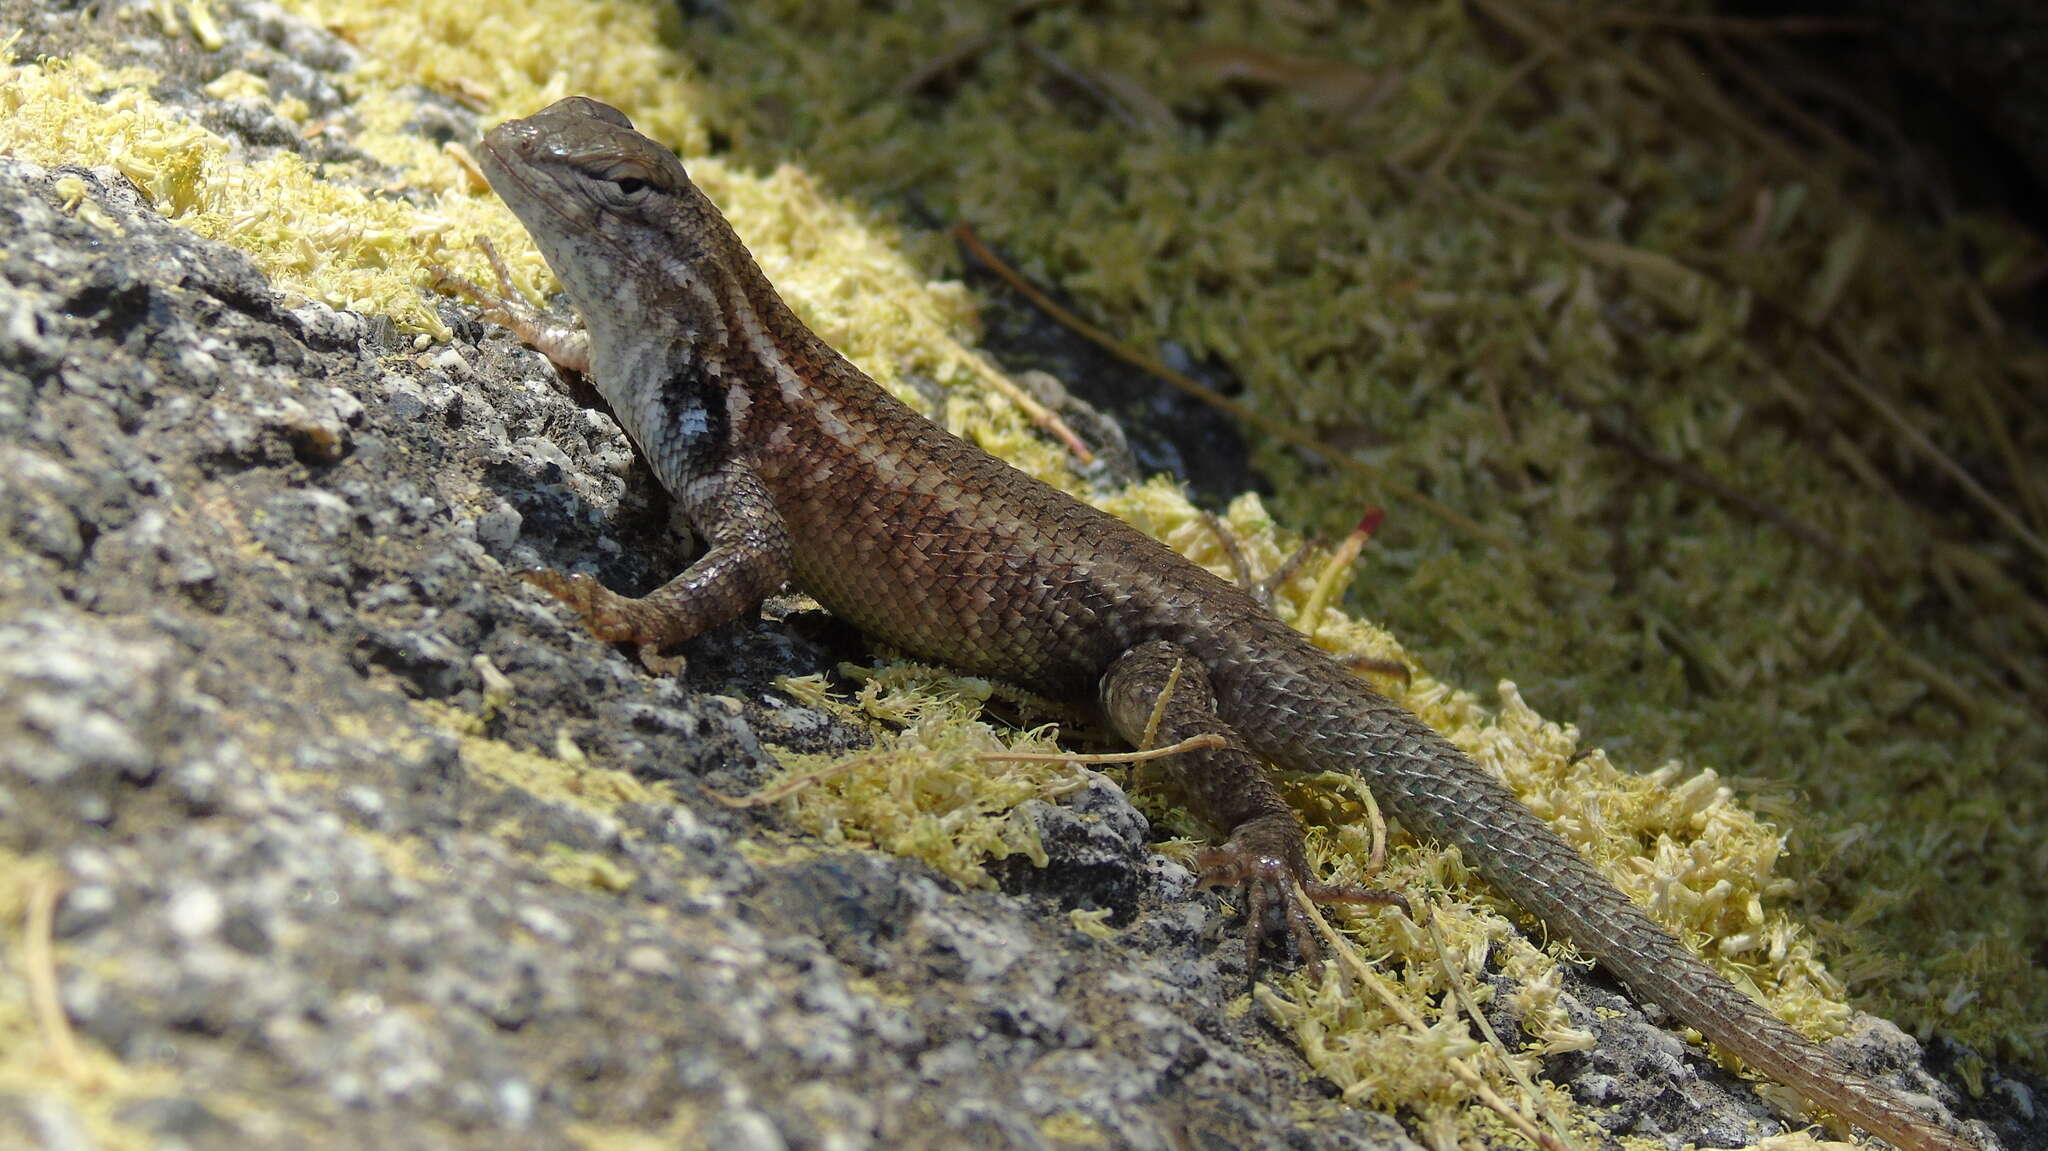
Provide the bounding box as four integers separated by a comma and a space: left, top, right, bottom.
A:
474, 125, 576, 236
474, 130, 524, 197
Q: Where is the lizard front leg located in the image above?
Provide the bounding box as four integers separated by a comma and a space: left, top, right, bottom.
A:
433, 237, 593, 376
436, 245, 788, 667
524, 459, 791, 671
1099, 641, 1406, 970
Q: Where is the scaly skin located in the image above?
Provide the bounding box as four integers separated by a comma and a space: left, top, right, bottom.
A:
445, 96, 1976, 1151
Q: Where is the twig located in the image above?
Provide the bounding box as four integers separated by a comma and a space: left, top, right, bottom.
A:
1289, 893, 1569, 1150
1749, 35, 1952, 220
1951, 316, 2048, 536
979, 732, 1223, 765
1135, 659, 1186, 751
1362, 783, 1390, 874
710, 732, 1224, 808
1931, 541, 2048, 646
1858, 609, 1989, 721
707, 751, 896, 807
1452, 170, 2040, 716
1817, 348, 2048, 570
1298, 508, 1383, 632
1425, 905, 1580, 1150
894, 0, 1073, 97
1016, 39, 1145, 133
1472, 0, 1806, 175
1597, 11, 1870, 37
1423, 27, 1576, 181
1579, 407, 1875, 581
957, 351, 1096, 464
1202, 510, 1320, 608
1698, 34, 1875, 176
1291, 891, 1424, 1030
1258, 542, 1322, 608
1200, 510, 1258, 591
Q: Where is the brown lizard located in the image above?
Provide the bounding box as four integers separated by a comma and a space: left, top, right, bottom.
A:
438, 96, 1976, 1151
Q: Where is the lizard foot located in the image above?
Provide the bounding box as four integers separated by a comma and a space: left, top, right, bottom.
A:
430, 237, 594, 376
1198, 815, 1408, 976
430, 237, 537, 330
519, 569, 687, 675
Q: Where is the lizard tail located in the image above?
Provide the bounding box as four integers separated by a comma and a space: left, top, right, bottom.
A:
1237, 660, 1976, 1151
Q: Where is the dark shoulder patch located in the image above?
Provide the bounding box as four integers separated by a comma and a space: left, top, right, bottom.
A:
666, 360, 729, 457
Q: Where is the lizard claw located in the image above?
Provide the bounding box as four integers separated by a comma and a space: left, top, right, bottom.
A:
520, 569, 638, 643
432, 237, 533, 325
1196, 818, 1408, 976
516, 565, 692, 671
518, 569, 688, 676
431, 237, 595, 377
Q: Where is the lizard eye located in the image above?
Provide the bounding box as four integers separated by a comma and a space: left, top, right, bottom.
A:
595, 165, 659, 205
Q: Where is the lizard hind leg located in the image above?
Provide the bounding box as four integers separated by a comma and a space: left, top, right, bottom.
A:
1099, 641, 1407, 973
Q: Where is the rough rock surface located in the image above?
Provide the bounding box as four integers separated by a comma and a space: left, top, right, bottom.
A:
0, 2, 2037, 1150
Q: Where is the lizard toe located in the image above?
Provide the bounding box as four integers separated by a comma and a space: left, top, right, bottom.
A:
1195, 838, 1405, 976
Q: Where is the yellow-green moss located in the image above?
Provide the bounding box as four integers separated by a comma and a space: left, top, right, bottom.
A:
760, 670, 1086, 890
565, 1106, 704, 1151
411, 701, 659, 816
1037, 1110, 1111, 1148
1067, 907, 1117, 941
540, 845, 638, 894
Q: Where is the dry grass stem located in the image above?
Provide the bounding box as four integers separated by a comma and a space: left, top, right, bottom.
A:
26, 872, 94, 1087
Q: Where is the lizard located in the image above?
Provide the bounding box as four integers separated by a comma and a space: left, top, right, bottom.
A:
436, 95, 1976, 1151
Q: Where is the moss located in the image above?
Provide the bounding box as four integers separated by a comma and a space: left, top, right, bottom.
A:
0, 49, 530, 338
1064, 496, 1857, 1128
540, 845, 638, 895
1037, 1110, 1111, 1147
1067, 907, 1117, 941
565, 1108, 704, 1151
760, 670, 1085, 890
411, 701, 659, 816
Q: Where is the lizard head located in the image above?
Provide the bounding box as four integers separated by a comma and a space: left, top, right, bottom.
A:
477, 96, 751, 370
